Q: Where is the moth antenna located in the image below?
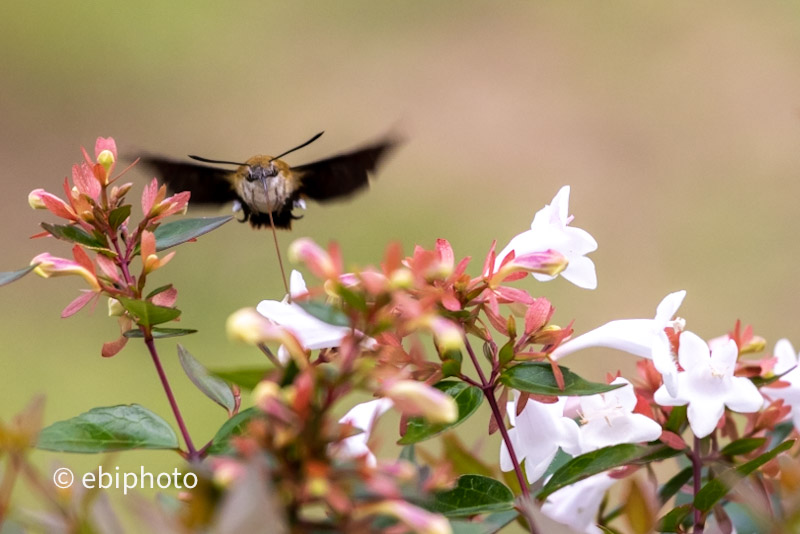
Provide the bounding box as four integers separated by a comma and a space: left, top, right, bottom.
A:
268, 132, 324, 162
188, 155, 249, 166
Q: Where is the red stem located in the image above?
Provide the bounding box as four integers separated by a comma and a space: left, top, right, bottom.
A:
464, 337, 539, 534
143, 331, 199, 461
691, 435, 705, 533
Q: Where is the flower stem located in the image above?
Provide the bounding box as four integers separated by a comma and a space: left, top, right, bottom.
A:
464, 337, 538, 533
143, 331, 199, 461
691, 435, 704, 533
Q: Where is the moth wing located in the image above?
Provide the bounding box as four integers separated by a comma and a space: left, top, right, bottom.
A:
293, 137, 399, 203
138, 155, 238, 205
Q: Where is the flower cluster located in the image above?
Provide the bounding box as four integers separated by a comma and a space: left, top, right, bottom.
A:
5, 136, 799, 534
26, 137, 190, 355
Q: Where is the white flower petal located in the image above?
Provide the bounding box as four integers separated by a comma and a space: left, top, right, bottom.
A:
687, 398, 725, 438
334, 398, 393, 466
773, 338, 798, 375
557, 254, 597, 290
499, 396, 580, 483
578, 378, 661, 453
541, 472, 616, 534
652, 331, 679, 397
654, 290, 686, 324
498, 186, 597, 290
724, 377, 763, 413
553, 318, 658, 360
677, 331, 709, 371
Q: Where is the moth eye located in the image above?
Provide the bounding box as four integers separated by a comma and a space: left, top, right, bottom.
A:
246, 167, 257, 182
266, 164, 278, 177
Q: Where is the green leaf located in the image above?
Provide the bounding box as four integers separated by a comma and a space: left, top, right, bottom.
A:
448, 521, 489, 534
720, 437, 766, 457
207, 407, 260, 455
656, 504, 692, 533
296, 300, 350, 327
108, 205, 132, 230
117, 297, 181, 327
500, 362, 624, 396
442, 434, 495, 478
213, 367, 272, 390
123, 327, 197, 338
178, 345, 235, 412
431, 475, 515, 517
37, 405, 179, 453
397, 381, 482, 445
153, 215, 233, 251
694, 439, 794, 512
664, 405, 687, 433
0, 265, 37, 287
337, 284, 368, 312
538, 444, 674, 500
658, 466, 693, 505
41, 223, 108, 250
750, 365, 796, 388
482, 510, 520, 533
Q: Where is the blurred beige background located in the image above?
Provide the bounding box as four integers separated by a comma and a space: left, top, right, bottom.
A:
2, 1, 800, 531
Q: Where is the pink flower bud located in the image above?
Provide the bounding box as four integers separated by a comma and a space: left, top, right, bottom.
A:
382, 380, 457, 424
28, 189, 47, 209
27, 189, 77, 221
226, 308, 307, 366
356, 500, 451, 534
30, 253, 101, 291
491, 249, 567, 286
288, 238, 339, 280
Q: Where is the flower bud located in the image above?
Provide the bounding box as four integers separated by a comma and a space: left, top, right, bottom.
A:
30, 253, 101, 291
424, 316, 464, 353
389, 267, 414, 289
226, 308, 272, 345
383, 380, 457, 424
28, 189, 47, 210
252, 380, 281, 410
741, 335, 767, 355
97, 149, 115, 172
288, 238, 338, 280
356, 500, 451, 534
107, 298, 124, 317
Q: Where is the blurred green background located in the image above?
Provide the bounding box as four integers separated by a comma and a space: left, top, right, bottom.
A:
2, 1, 800, 531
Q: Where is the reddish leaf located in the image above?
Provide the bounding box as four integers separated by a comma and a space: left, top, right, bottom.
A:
660, 430, 687, 450
95, 254, 120, 283
61, 291, 97, 318
481, 240, 498, 278
101, 336, 128, 358
549, 359, 566, 390
435, 238, 454, 270
493, 285, 534, 305
524, 298, 553, 335
71, 245, 95, 275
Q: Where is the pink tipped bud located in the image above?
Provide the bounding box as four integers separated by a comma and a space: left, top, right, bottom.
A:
382, 380, 457, 424
425, 316, 464, 353
491, 249, 567, 285
28, 189, 47, 209
356, 500, 451, 534
30, 253, 101, 291
226, 308, 308, 366
288, 238, 338, 280
27, 189, 77, 221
